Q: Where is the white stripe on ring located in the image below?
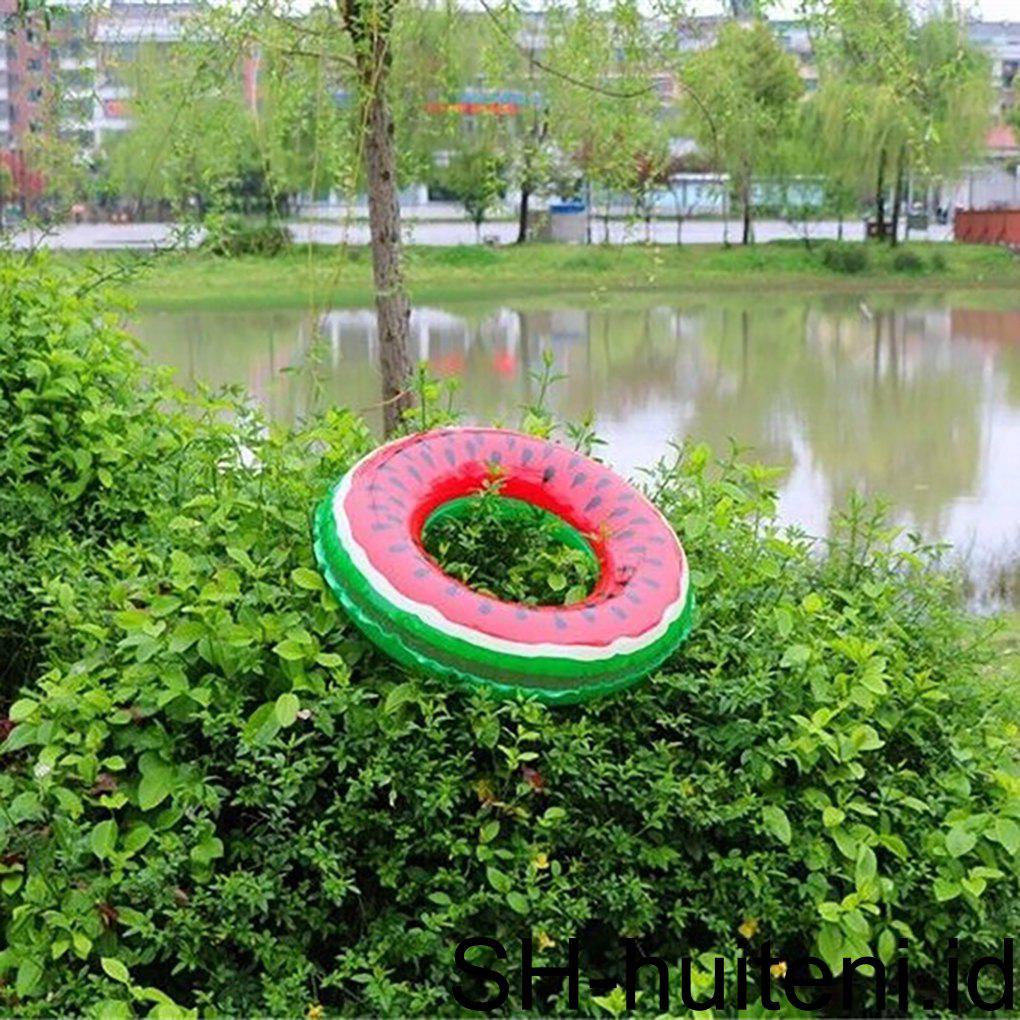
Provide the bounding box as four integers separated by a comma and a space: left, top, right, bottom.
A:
330, 436, 690, 662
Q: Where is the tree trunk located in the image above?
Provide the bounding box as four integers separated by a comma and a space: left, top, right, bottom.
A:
890, 149, 906, 248
741, 181, 752, 245
345, 0, 412, 436
516, 183, 530, 244
874, 148, 887, 241
363, 77, 412, 434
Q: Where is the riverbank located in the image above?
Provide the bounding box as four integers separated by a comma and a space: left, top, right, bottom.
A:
78, 241, 1020, 311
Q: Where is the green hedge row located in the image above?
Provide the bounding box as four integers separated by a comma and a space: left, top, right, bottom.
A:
0, 257, 1017, 1016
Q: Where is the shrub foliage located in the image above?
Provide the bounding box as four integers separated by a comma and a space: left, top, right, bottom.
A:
0, 259, 1017, 1017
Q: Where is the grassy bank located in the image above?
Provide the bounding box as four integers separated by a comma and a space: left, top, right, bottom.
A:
75, 240, 1020, 311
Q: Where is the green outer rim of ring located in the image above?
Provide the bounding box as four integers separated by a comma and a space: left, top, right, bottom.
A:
311, 490, 696, 705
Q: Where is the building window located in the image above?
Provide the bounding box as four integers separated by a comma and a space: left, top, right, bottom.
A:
28, 87, 44, 102
27, 58, 42, 72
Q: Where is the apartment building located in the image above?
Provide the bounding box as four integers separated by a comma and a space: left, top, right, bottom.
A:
1, 0, 195, 154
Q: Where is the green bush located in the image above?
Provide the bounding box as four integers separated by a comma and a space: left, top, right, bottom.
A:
930, 251, 948, 272
891, 250, 925, 274
200, 215, 293, 257
1, 259, 1017, 1017
819, 244, 870, 274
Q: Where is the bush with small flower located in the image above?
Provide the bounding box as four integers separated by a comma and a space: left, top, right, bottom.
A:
0, 257, 1017, 1017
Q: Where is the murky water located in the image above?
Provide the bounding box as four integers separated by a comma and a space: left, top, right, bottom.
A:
134, 290, 1020, 608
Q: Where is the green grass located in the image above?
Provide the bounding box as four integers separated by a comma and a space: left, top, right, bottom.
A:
60, 240, 1020, 311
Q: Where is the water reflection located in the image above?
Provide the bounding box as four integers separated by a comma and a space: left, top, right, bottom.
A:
135, 292, 1020, 607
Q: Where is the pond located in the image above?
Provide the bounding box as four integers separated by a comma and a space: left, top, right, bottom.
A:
134, 289, 1020, 609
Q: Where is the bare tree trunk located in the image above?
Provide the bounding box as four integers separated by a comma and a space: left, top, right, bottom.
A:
516, 183, 530, 244
890, 148, 906, 248
741, 181, 752, 245
874, 148, 887, 241
345, 0, 412, 436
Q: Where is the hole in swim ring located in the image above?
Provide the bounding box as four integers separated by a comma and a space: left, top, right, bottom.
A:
421, 492, 600, 607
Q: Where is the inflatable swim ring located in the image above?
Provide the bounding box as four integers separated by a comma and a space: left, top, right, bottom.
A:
312, 427, 694, 704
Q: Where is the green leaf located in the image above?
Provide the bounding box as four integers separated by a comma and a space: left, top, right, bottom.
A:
485, 866, 512, 894
137, 764, 173, 811
274, 692, 299, 727
933, 876, 961, 902
780, 644, 810, 668
855, 844, 877, 885
291, 567, 324, 591
273, 638, 307, 662
16, 958, 42, 997
822, 806, 845, 828
945, 825, 976, 858
384, 682, 417, 714
991, 817, 1020, 855
506, 891, 529, 914
169, 620, 204, 653
8, 698, 38, 722
546, 572, 567, 592
479, 819, 500, 844
123, 824, 153, 854
90, 819, 117, 860
101, 956, 131, 985
817, 923, 844, 975
242, 702, 281, 746
762, 805, 791, 844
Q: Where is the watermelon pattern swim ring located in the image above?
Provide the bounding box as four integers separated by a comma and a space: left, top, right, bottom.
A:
312, 427, 694, 704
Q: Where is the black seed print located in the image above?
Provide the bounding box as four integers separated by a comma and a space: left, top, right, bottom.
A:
582, 609, 597, 622
647, 557, 662, 567
611, 606, 627, 620
478, 603, 493, 615
542, 467, 555, 483
506, 436, 516, 449
628, 545, 646, 554
420, 449, 434, 468
371, 524, 390, 532
620, 492, 636, 501
466, 440, 478, 457
571, 473, 587, 488
618, 530, 635, 540
389, 495, 405, 507
446, 586, 460, 598
515, 609, 528, 620
386, 513, 402, 524
626, 592, 642, 605
490, 452, 502, 465
631, 517, 649, 526
389, 476, 406, 491
568, 455, 580, 469
407, 465, 422, 483
414, 567, 429, 578
643, 578, 660, 589
584, 496, 603, 512
522, 448, 533, 464
554, 615, 567, 630
650, 536, 666, 545
609, 507, 629, 519
389, 543, 410, 553
444, 447, 456, 466
366, 482, 382, 493
595, 477, 612, 490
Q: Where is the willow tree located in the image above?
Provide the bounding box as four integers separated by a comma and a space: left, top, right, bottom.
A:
805, 0, 991, 243
680, 20, 803, 245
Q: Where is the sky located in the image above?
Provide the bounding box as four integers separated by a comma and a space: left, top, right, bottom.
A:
693, 0, 1019, 17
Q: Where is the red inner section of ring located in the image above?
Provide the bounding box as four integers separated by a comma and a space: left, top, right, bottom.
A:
408, 466, 620, 608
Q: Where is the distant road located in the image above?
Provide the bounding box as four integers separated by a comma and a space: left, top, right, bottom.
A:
8, 217, 951, 250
